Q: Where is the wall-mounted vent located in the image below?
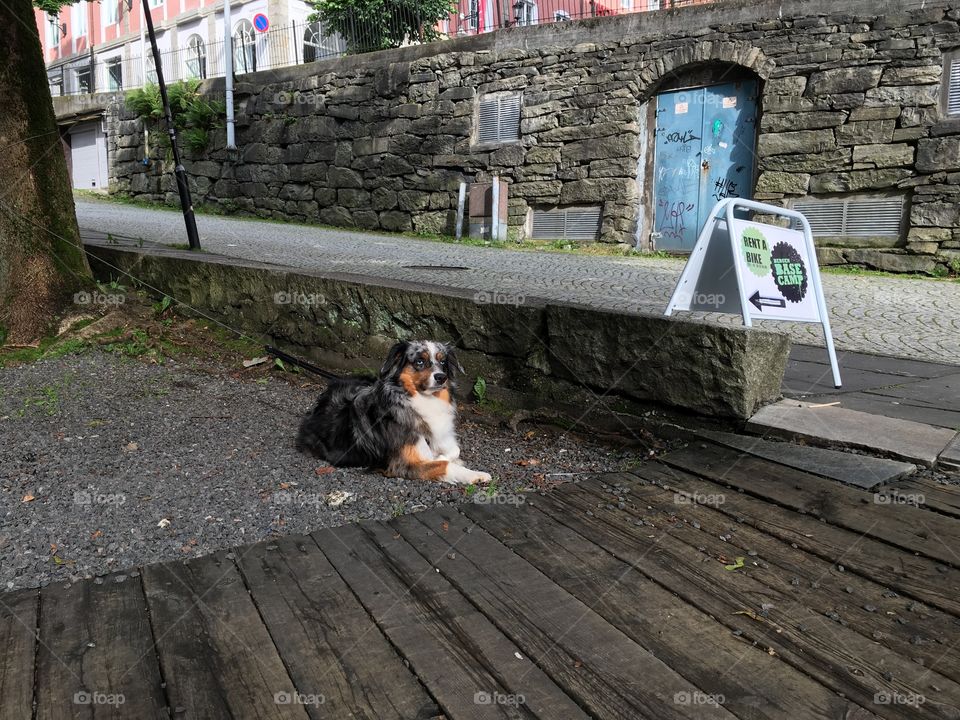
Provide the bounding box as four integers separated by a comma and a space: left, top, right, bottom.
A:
531, 206, 602, 241
477, 94, 522, 144
792, 196, 904, 239
948, 57, 960, 115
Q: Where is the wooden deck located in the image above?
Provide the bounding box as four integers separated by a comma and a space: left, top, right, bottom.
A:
2, 439, 959, 719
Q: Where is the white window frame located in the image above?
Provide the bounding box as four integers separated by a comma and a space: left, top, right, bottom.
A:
46, 13, 61, 47
234, 19, 257, 74
476, 93, 522, 145
105, 56, 123, 91
103, 0, 120, 27
184, 34, 207, 79
554, 10, 571, 21
71, 2, 88, 38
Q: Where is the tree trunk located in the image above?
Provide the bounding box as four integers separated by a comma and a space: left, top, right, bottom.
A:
0, 0, 91, 345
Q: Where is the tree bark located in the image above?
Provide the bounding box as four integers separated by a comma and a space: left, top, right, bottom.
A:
0, 0, 91, 344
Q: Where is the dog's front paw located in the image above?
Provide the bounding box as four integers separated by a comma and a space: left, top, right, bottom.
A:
443, 466, 492, 485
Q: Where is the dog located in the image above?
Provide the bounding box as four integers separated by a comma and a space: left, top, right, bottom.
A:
296, 340, 492, 485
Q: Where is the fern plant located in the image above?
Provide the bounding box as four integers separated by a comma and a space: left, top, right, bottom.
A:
125, 81, 225, 159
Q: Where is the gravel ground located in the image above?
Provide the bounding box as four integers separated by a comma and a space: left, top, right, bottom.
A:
0, 351, 631, 590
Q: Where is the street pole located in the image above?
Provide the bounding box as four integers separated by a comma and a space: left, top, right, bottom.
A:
224, 0, 236, 150
141, 2, 201, 250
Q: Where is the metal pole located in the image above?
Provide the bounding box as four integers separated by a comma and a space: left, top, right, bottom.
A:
142, 3, 201, 250
455, 181, 466, 242
224, 0, 236, 149
490, 176, 500, 241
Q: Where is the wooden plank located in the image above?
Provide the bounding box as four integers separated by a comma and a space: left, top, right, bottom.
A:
462, 501, 871, 720
788, 392, 960, 431
627, 462, 960, 619
879, 478, 960, 519
783, 358, 916, 395
236, 535, 440, 720
35, 571, 166, 720
142, 552, 309, 720
788, 345, 958, 379
395, 509, 734, 720
314, 520, 583, 720
534, 482, 958, 720
660, 441, 960, 565
862, 374, 960, 410
597, 474, 960, 686
696, 429, 915, 489
746, 400, 955, 467
0, 589, 37, 720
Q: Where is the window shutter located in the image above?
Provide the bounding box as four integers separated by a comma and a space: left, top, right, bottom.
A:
949, 58, 960, 115
793, 196, 903, 239
531, 207, 602, 241
477, 95, 521, 143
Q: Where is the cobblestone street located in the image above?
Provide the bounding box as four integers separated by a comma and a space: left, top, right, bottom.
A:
77, 198, 960, 365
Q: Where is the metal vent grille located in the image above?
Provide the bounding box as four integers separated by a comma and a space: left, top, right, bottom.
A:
531, 206, 602, 241
949, 58, 960, 115
477, 94, 521, 144
792, 196, 903, 239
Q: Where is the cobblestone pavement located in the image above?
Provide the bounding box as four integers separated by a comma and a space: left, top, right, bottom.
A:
77, 198, 960, 365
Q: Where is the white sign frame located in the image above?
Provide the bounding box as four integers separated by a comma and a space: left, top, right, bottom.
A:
665, 198, 842, 388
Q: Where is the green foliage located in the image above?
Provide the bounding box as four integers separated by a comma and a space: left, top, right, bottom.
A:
125, 81, 225, 157
310, 0, 454, 54
472, 376, 487, 403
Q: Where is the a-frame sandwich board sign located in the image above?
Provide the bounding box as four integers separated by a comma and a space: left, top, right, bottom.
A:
665, 198, 842, 388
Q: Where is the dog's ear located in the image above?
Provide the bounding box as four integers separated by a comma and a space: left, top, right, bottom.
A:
379, 341, 409, 380
443, 343, 465, 376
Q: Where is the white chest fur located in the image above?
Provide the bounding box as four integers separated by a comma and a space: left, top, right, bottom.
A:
409, 392, 460, 461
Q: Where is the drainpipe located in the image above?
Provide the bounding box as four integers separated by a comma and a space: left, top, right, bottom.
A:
224, 0, 236, 150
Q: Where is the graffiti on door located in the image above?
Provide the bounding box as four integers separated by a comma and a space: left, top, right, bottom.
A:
651, 80, 758, 251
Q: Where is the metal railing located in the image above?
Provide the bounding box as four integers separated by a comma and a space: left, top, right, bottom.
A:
47, 0, 711, 97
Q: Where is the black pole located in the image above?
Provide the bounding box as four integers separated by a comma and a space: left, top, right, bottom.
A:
142, 5, 201, 251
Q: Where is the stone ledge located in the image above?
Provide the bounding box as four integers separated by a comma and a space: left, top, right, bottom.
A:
84, 243, 790, 419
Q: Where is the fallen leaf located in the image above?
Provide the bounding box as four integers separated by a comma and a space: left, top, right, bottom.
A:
326, 490, 354, 507
279, 482, 292, 490
515, 458, 540, 467
242, 356, 269, 368
724, 556, 745, 571
124, 442, 139, 452
524, 431, 535, 440
573, 659, 583, 668
90, 530, 102, 540
21, 494, 35, 503
441, 521, 449, 533
157, 518, 171, 529
53, 556, 64, 565
315, 466, 336, 476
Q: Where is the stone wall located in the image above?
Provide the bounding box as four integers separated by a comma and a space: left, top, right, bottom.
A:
68, 0, 960, 273
85, 242, 791, 418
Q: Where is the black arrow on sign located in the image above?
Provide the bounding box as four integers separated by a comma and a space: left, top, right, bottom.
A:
749, 290, 787, 312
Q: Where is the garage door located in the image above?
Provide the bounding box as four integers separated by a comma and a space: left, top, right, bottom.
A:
70, 122, 106, 190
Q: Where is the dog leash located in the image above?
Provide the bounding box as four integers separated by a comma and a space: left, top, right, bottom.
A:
265, 345, 344, 381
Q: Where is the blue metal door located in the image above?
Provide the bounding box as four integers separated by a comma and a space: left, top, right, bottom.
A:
653, 80, 758, 251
